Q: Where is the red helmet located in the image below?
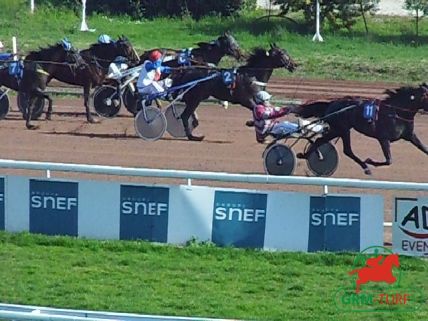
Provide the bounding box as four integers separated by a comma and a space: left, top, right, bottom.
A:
149, 50, 162, 61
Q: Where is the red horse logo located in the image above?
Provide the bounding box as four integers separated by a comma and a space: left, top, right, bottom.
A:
348, 254, 400, 293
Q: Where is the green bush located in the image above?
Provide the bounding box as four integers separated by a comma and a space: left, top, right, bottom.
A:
35, 0, 250, 19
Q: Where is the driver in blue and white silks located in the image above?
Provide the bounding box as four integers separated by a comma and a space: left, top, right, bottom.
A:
136, 50, 172, 101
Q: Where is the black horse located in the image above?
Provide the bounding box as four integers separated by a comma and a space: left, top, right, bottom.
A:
140, 32, 243, 67
171, 44, 297, 141
292, 83, 428, 175
24, 37, 139, 124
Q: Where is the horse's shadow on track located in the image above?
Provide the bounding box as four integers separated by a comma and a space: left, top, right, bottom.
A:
44, 131, 233, 144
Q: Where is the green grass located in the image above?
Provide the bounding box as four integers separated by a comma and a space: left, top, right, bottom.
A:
1, 4, 428, 83
0, 232, 427, 321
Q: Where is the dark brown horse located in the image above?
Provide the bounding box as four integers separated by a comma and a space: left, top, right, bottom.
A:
171, 44, 297, 141
140, 32, 243, 67
292, 83, 428, 174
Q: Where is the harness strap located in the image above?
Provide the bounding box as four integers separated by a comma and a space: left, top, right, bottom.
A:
36, 68, 50, 76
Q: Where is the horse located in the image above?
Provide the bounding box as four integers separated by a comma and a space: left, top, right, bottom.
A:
139, 32, 243, 67
291, 83, 428, 175
170, 43, 297, 141
24, 36, 139, 124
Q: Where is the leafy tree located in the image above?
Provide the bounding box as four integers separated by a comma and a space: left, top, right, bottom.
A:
273, 0, 379, 32
404, 0, 428, 38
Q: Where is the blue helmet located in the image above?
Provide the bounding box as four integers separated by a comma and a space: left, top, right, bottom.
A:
98, 34, 112, 44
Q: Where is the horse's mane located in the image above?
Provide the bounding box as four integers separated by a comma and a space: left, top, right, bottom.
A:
26, 42, 62, 59
244, 47, 268, 67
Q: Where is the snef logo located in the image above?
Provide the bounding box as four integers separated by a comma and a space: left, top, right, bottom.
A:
214, 204, 265, 222
334, 246, 423, 312
310, 211, 360, 226
121, 197, 168, 216
212, 191, 267, 248
29, 180, 78, 236
120, 185, 169, 242
308, 196, 361, 252
394, 198, 428, 256
31, 193, 77, 210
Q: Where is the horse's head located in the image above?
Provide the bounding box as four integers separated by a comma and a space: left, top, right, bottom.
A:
267, 43, 297, 72
215, 32, 243, 60
386, 254, 400, 268
115, 35, 140, 64
385, 83, 428, 112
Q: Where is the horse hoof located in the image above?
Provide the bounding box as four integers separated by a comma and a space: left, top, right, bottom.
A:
296, 152, 306, 159
364, 168, 372, 175
365, 158, 373, 164
45, 115, 52, 121
89, 118, 100, 124
246, 120, 255, 127
188, 135, 205, 142
27, 124, 40, 130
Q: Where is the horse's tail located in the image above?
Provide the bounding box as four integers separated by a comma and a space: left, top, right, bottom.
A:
291, 100, 331, 119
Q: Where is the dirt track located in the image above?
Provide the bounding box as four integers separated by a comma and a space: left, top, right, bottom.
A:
1, 78, 428, 244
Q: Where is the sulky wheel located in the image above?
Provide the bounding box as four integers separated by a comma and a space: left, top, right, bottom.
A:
164, 102, 195, 138
263, 143, 296, 176
305, 141, 339, 177
92, 85, 121, 118
17, 92, 45, 120
134, 105, 167, 141
0, 88, 10, 119
123, 85, 138, 116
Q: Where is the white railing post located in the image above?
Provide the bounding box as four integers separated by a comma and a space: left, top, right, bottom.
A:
80, 0, 89, 31
312, 0, 324, 42
12, 37, 17, 61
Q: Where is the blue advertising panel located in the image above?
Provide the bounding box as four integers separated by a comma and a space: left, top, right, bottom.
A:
212, 191, 267, 248
120, 185, 169, 242
29, 179, 78, 236
0, 178, 4, 230
308, 196, 361, 252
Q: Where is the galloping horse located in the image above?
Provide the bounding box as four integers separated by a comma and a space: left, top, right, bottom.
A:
171, 44, 297, 141
140, 32, 243, 67
291, 83, 428, 174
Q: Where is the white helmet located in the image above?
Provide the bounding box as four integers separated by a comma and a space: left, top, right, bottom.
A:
98, 34, 112, 44
255, 91, 272, 104
0, 41, 4, 50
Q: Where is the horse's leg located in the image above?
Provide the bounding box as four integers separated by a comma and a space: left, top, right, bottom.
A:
340, 130, 372, 175
84, 84, 98, 123
181, 101, 204, 141
192, 111, 199, 128
26, 95, 39, 130
407, 133, 428, 155
43, 92, 53, 120
365, 139, 392, 167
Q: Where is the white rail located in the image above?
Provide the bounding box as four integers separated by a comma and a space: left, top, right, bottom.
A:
0, 303, 237, 321
0, 158, 427, 191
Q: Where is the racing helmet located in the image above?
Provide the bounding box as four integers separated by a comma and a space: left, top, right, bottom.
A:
98, 34, 112, 44
255, 91, 272, 104
149, 50, 162, 62
0, 41, 4, 50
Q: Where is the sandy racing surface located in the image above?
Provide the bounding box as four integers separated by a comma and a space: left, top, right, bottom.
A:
1, 78, 427, 244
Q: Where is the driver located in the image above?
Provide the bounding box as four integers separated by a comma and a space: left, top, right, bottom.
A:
136, 50, 172, 103
252, 91, 299, 143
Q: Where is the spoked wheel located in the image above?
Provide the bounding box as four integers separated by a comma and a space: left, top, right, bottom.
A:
123, 85, 138, 116
92, 85, 121, 118
134, 105, 167, 141
305, 142, 339, 177
263, 143, 296, 176
164, 102, 195, 138
17, 92, 45, 120
0, 88, 10, 119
